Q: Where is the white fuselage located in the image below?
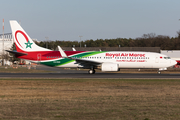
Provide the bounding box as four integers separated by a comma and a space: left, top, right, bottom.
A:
58, 51, 176, 69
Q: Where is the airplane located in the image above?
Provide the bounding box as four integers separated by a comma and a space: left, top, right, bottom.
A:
6, 20, 177, 74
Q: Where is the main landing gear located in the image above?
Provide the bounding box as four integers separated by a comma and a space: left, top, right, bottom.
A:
88, 69, 95, 74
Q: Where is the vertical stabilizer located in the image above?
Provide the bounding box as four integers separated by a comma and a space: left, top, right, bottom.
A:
10, 20, 51, 52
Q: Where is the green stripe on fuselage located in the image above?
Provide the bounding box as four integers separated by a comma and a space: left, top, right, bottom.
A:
40, 51, 106, 67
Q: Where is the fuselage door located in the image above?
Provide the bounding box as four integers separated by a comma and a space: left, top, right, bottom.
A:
155, 56, 159, 63
37, 54, 41, 63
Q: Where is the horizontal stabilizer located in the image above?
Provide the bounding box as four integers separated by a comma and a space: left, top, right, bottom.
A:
5, 50, 27, 56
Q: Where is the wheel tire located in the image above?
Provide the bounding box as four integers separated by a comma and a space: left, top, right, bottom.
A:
88, 70, 93, 74
93, 70, 95, 74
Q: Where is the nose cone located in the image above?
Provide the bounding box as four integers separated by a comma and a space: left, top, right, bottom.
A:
171, 60, 177, 66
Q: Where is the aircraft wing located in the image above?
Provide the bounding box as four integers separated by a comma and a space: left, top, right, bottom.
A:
5, 50, 28, 56
69, 57, 102, 67
57, 45, 102, 68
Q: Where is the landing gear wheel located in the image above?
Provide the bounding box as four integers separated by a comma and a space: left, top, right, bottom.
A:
93, 70, 95, 74
88, 69, 95, 74
158, 71, 161, 74
88, 70, 93, 74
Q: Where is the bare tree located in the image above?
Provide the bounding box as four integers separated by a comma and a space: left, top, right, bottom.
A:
142, 33, 156, 39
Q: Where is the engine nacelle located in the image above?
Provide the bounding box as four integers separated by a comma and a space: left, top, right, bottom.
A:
101, 63, 119, 71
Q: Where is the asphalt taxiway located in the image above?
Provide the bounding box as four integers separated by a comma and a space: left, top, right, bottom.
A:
0, 65, 180, 79
0, 72, 180, 79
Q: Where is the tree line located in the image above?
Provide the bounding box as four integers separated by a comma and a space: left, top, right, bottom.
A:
36, 32, 180, 50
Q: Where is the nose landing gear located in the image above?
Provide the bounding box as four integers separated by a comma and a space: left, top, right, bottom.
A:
158, 68, 167, 74
157, 71, 161, 74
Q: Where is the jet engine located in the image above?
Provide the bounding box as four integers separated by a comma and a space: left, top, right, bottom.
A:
101, 62, 119, 71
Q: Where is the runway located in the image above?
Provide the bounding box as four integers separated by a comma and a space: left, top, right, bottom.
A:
0, 72, 180, 79
0, 65, 180, 79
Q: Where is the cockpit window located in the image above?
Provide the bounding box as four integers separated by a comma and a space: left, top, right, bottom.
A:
164, 57, 171, 59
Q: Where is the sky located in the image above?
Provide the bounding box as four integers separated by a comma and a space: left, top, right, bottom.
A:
0, 0, 180, 41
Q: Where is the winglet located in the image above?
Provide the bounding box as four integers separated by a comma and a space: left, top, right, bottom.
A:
72, 47, 76, 51
57, 46, 67, 58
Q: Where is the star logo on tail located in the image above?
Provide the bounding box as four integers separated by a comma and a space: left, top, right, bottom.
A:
25, 40, 33, 48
